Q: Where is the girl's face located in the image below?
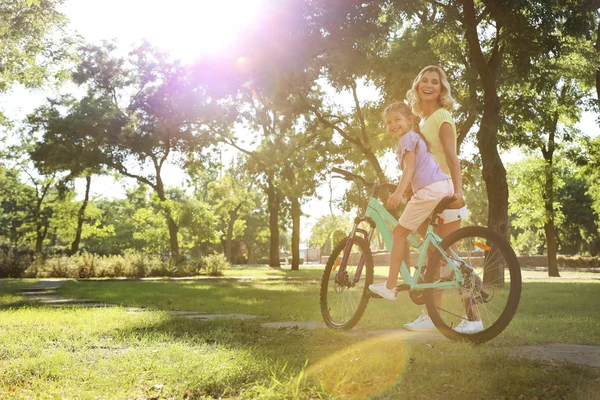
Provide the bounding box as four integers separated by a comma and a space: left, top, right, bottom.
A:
418, 70, 442, 103
385, 110, 412, 138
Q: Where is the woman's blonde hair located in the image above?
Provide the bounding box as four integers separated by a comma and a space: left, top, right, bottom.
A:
406, 65, 454, 116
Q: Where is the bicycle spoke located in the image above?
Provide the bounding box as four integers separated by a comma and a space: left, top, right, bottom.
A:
321, 236, 373, 329
425, 227, 521, 343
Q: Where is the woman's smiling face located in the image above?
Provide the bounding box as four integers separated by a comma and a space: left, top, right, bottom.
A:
418, 70, 442, 103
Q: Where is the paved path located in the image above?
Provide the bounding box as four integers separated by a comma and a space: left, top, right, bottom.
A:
17, 279, 258, 320
15, 279, 600, 368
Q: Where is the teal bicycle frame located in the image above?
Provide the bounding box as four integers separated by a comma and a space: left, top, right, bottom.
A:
358, 196, 466, 290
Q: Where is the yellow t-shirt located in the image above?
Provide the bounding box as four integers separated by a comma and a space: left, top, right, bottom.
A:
419, 108, 456, 175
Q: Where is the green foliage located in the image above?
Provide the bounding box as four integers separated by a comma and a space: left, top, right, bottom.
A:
0, 0, 71, 93
202, 253, 229, 276
555, 166, 599, 255
25, 252, 229, 278
308, 215, 351, 251
0, 247, 33, 278
330, 229, 347, 252
461, 157, 488, 227
507, 156, 565, 255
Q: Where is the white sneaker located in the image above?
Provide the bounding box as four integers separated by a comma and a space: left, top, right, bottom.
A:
403, 311, 435, 331
368, 281, 397, 301
455, 318, 484, 333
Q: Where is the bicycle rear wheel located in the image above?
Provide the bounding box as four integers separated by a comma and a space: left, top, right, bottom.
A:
424, 226, 521, 343
320, 236, 373, 329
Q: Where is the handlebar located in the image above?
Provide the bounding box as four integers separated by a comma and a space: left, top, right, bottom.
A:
331, 167, 399, 215
331, 167, 398, 193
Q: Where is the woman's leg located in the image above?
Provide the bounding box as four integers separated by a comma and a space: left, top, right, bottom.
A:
435, 219, 481, 320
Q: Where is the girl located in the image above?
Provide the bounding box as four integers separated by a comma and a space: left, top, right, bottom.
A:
368, 102, 453, 301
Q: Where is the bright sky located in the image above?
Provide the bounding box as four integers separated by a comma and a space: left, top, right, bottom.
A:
64, 0, 265, 62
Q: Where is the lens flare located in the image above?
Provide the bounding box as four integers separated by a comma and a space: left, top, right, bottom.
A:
306, 333, 410, 399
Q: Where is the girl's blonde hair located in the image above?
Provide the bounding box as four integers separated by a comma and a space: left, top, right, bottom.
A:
383, 101, 413, 120
383, 101, 430, 152
406, 65, 454, 116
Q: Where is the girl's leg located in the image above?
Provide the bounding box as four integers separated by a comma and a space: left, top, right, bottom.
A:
387, 224, 411, 290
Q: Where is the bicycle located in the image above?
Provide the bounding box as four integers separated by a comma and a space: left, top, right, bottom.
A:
319, 167, 522, 343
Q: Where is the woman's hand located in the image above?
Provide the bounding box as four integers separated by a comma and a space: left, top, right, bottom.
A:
386, 191, 404, 211
448, 191, 465, 209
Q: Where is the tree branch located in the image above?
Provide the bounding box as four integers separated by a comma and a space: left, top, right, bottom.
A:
350, 80, 370, 147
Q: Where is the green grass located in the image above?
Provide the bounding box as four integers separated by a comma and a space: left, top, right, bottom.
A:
1, 270, 599, 399
0, 279, 37, 307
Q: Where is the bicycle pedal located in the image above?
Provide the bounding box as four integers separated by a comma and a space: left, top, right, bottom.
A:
396, 284, 410, 292
367, 291, 383, 299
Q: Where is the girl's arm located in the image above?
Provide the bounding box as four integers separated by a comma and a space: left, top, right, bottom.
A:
439, 122, 463, 198
386, 150, 416, 210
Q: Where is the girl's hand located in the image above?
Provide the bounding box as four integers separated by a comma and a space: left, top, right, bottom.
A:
386, 191, 404, 210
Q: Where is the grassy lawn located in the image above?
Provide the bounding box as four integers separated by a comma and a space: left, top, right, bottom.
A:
0, 269, 599, 399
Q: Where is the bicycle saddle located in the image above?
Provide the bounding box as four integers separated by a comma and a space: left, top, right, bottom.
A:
435, 196, 465, 213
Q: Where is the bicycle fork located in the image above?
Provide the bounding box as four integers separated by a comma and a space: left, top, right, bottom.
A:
335, 221, 375, 286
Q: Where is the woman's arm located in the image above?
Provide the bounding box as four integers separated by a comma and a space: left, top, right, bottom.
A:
386, 151, 416, 210
439, 122, 463, 197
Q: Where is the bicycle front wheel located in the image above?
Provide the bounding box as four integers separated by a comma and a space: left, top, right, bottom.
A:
424, 226, 522, 343
320, 236, 374, 330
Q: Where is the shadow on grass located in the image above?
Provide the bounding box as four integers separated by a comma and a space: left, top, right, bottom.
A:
505, 281, 600, 345
2, 278, 600, 398
58, 279, 325, 321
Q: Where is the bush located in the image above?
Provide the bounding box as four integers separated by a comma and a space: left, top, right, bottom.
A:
202, 253, 229, 276
557, 255, 600, 269
0, 247, 34, 278
181, 258, 205, 276
19, 251, 230, 278
37, 255, 75, 278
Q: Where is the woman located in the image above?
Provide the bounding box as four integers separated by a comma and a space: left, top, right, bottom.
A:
402, 66, 474, 332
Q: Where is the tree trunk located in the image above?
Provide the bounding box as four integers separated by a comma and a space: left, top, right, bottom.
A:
477, 101, 508, 286
462, 0, 508, 285
267, 180, 280, 268
155, 176, 180, 261
544, 222, 560, 277
35, 229, 44, 254
543, 151, 559, 277
540, 84, 566, 277
247, 241, 255, 264
225, 203, 243, 262
70, 174, 91, 255
290, 196, 301, 271
595, 23, 600, 111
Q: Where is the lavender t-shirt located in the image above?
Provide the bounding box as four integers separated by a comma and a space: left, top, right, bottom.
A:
397, 130, 450, 192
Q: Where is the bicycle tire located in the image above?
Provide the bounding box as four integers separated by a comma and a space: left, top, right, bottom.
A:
424, 226, 522, 343
320, 236, 374, 330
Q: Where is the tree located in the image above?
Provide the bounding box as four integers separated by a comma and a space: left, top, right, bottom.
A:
555, 165, 599, 255
309, 214, 352, 254
27, 95, 110, 254
501, 27, 597, 276
507, 156, 565, 259
32, 41, 229, 261
206, 167, 257, 262
0, 0, 71, 98
0, 144, 66, 253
